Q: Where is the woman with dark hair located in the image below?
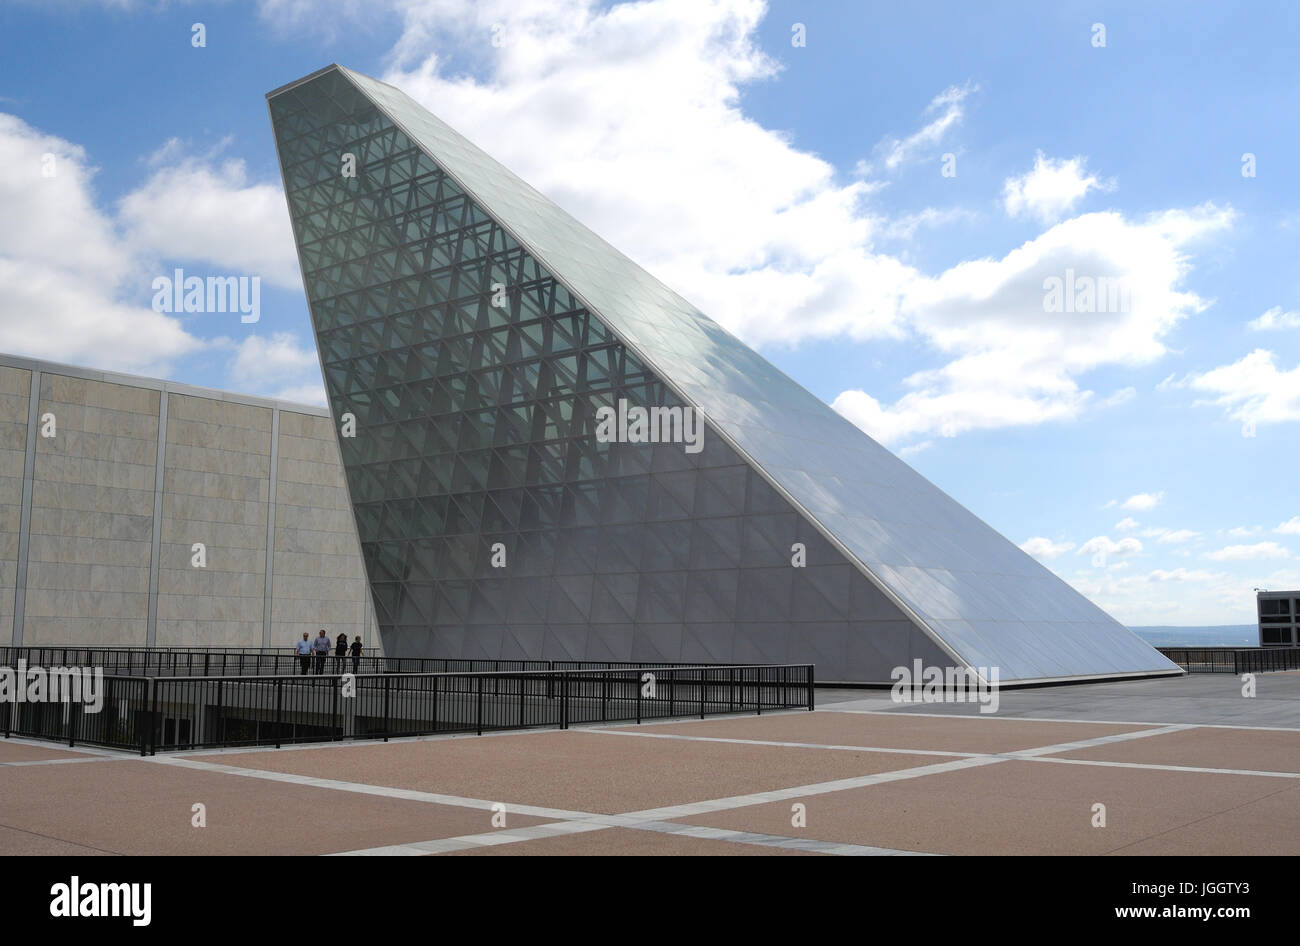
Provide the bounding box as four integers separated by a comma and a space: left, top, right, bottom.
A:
350, 636, 363, 673
335, 632, 348, 671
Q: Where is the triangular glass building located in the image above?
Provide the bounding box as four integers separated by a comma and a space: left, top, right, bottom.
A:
267, 65, 1180, 684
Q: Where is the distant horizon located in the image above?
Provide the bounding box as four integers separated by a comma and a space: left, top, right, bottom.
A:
1132, 624, 1257, 646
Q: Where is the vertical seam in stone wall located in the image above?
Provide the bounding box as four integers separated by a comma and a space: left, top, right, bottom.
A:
10, 368, 40, 647
263, 407, 280, 647
145, 391, 168, 647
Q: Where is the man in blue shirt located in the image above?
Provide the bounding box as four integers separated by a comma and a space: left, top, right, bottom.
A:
295, 632, 312, 675
312, 629, 331, 674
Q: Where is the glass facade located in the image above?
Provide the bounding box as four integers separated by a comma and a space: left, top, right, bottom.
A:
268, 65, 1179, 682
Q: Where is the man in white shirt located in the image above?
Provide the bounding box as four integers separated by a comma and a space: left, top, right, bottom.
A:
295, 632, 312, 675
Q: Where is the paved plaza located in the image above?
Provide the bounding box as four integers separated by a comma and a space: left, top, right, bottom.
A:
1, 673, 1297, 856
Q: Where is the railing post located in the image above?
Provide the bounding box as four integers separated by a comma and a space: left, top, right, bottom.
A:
808, 665, 814, 711
332, 674, 340, 741
383, 675, 391, 742
477, 675, 484, 736
146, 676, 156, 756
432, 674, 439, 733
203, 652, 210, 677
635, 671, 641, 725
274, 676, 283, 749
519, 673, 525, 728
561, 672, 569, 730
756, 668, 761, 716
699, 668, 705, 719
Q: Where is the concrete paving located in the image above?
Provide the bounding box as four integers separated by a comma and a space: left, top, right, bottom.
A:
0, 672, 1296, 855
817, 670, 1300, 728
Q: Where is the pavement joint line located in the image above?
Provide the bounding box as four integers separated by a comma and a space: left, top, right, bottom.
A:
0, 755, 120, 767
820, 707, 1300, 733
584, 721, 1197, 763
617, 755, 1010, 822
324, 816, 935, 857
629, 820, 935, 856
1022, 756, 1300, 779
1002, 724, 1193, 758
585, 728, 979, 758
149, 756, 596, 822
327, 821, 612, 856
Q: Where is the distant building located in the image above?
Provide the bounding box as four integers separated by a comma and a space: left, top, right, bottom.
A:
1257, 590, 1299, 647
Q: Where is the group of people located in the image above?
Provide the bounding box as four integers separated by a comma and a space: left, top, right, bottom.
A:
295, 629, 363, 674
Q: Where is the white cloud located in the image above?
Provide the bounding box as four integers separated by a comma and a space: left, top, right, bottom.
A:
270, 382, 328, 406
1070, 564, 1300, 625
1248, 306, 1300, 331
1115, 517, 1139, 531
1275, 517, 1300, 535
227, 333, 323, 403
897, 440, 933, 459
1138, 526, 1199, 544
1078, 535, 1143, 564
1121, 491, 1164, 511
0, 113, 201, 373
1020, 536, 1075, 560
1101, 386, 1136, 408
1003, 151, 1112, 224
119, 153, 301, 289
880, 207, 976, 242
834, 205, 1232, 444
874, 82, 977, 173
1187, 350, 1300, 427
1205, 542, 1291, 562
0, 107, 309, 385
1227, 525, 1261, 537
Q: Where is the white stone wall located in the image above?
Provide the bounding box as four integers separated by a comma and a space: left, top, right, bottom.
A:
0, 366, 30, 645
1, 357, 379, 653
155, 393, 271, 646
271, 411, 376, 650
23, 375, 158, 645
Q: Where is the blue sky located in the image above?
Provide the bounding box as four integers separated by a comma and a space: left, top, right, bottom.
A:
1, 0, 1298, 625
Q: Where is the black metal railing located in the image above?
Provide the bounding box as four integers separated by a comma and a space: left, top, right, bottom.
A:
0, 646, 749, 679
1158, 646, 1300, 674
0, 675, 150, 752
0, 664, 814, 754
